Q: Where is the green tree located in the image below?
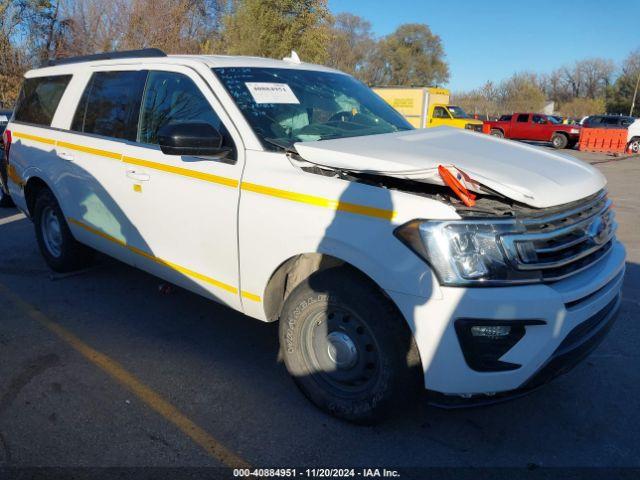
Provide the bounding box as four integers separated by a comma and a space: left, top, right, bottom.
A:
606, 48, 640, 115
364, 23, 448, 86
326, 13, 374, 78
220, 0, 332, 64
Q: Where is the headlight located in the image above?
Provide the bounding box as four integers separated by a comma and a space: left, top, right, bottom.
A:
394, 220, 541, 286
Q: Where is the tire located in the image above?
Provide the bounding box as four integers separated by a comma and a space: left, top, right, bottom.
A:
551, 133, 568, 149
33, 188, 93, 272
279, 267, 422, 424
490, 129, 504, 138
628, 137, 640, 154
0, 187, 13, 207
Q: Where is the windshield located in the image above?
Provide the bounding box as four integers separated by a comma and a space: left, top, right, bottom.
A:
446, 105, 470, 119
214, 67, 412, 150
547, 116, 562, 124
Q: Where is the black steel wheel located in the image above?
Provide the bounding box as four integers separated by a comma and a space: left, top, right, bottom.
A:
279, 266, 422, 424
33, 188, 93, 272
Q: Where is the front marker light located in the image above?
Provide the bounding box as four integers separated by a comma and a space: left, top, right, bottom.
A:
570, 128, 580, 134
394, 219, 541, 286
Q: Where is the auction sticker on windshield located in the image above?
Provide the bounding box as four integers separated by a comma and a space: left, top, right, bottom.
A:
245, 82, 300, 104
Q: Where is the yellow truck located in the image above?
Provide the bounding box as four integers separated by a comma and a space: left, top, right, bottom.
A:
372, 87, 483, 131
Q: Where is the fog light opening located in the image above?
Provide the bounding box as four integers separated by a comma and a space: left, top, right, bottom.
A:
470, 325, 511, 338
455, 319, 545, 372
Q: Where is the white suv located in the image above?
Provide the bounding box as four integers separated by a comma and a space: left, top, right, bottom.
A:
3, 49, 625, 422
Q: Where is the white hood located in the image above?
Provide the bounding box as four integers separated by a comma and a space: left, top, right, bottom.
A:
294, 127, 606, 208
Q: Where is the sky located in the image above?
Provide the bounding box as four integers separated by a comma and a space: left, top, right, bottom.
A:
328, 0, 640, 92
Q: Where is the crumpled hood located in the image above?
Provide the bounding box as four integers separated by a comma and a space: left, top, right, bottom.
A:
294, 127, 606, 208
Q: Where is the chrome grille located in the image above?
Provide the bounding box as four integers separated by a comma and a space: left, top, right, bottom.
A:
501, 190, 616, 282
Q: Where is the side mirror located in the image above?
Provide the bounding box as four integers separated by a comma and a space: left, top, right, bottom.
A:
157, 123, 232, 157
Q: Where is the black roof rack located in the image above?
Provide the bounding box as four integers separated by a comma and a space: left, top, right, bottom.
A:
44, 48, 167, 67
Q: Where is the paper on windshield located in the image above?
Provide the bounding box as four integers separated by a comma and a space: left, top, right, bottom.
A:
246, 82, 300, 104
0, 115, 8, 122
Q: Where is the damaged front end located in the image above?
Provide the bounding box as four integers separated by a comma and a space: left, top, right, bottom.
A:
289, 150, 524, 219
289, 148, 616, 287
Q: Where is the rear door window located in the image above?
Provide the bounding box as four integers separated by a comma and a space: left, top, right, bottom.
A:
71, 71, 147, 141
14, 75, 72, 126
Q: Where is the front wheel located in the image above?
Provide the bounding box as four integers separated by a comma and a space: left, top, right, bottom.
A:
33, 188, 94, 272
490, 129, 504, 138
551, 133, 569, 149
628, 137, 640, 154
279, 267, 422, 424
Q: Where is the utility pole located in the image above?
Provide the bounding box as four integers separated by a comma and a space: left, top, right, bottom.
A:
631, 71, 640, 117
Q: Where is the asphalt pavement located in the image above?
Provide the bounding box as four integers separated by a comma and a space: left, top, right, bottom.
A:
0, 149, 639, 476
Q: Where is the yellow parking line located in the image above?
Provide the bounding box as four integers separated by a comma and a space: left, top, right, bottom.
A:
0, 213, 26, 226
0, 282, 251, 469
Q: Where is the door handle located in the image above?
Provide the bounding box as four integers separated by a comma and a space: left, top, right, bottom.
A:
126, 170, 150, 182
58, 151, 74, 161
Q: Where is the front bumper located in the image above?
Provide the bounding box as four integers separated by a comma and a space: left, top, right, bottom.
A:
427, 294, 620, 407
386, 240, 626, 398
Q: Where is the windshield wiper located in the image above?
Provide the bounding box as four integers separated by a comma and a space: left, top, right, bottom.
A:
264, 137, 298, 154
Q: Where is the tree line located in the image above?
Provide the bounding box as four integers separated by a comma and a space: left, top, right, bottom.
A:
453, 53, 640, 119
0, 0, 448, 107
1, 0, 638, 118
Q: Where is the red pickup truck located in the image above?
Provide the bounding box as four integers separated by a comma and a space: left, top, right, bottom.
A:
485, 113, 581, 149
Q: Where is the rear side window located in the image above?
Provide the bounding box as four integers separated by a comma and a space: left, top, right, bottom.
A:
14, 75, 71, 126
72, 71, 147, 141
517, 114, 529, 123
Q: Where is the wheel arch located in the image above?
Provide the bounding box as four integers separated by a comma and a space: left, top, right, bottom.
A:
627, 136, 640, 153
262, 252, 399, 324
24, 176, 51, 218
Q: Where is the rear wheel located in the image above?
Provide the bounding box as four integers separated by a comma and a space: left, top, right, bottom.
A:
551, 133, 568, 149
279, 267, 421, 424
33, 188, 93, 272
490, 129, 504, 138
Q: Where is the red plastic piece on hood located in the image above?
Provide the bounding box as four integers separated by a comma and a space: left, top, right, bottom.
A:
438, 165, 476, 207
